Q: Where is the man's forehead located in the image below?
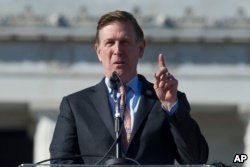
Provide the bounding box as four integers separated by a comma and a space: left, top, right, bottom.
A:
99, 22, 135, 39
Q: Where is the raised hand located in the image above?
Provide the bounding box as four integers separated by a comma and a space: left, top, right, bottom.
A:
153, 53, 178, 110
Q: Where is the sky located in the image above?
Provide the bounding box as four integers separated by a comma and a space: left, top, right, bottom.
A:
0, 0, 250, 19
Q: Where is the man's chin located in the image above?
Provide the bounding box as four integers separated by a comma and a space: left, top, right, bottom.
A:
112, 67, 125, 74
113, 69, 124, 77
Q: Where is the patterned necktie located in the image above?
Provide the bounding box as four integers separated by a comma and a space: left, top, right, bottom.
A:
121, 86, 132, 152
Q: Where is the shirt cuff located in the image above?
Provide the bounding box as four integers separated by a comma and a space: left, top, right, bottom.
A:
162, 99, 179, 116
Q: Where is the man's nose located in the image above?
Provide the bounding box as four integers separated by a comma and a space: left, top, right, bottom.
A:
113, 42, 122, 55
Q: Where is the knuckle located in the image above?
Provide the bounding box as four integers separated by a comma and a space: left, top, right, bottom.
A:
160, 67, 167, 72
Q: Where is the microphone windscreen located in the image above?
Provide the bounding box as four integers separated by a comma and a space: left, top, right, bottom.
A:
109, 71, 121, 90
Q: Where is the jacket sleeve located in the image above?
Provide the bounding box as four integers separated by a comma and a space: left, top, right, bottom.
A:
49, 97, 84, 164
166, 92, 209, 164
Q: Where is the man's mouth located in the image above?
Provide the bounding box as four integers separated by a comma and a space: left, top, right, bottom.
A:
114, 61, 125, 65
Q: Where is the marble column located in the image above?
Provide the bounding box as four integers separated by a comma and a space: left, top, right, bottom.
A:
240, 104, 250, 167
33, 116, 56, 163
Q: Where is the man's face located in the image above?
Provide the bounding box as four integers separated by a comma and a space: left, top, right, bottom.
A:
95, 21, 145, 83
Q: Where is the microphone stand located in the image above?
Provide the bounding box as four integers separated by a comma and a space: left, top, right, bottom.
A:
114, 89, 122, 159
105, 75, 132, 166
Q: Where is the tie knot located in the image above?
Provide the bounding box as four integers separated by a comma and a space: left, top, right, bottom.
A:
119, 84, 132, 94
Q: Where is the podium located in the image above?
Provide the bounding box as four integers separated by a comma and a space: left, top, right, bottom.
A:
19, 164, 215, 167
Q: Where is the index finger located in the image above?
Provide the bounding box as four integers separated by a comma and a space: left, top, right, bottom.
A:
158, 53, 166, 68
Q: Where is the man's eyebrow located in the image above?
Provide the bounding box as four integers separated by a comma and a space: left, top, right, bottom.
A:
103, 38, 114, 43
123, 35, 132, 39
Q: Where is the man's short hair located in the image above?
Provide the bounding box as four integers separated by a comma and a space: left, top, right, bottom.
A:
95, 10, 144, 44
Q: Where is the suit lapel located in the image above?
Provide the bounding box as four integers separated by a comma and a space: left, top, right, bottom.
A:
89, 79, 115, 139
129, 75, 158, 146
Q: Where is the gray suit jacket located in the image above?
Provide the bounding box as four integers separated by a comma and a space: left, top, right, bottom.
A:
50, 74, 208, 164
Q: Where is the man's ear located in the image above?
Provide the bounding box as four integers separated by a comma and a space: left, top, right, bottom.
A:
138, 40, 146, 58
95, 43, 102, 62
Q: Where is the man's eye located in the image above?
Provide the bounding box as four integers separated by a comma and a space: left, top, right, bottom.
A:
122, 40, 130, 45
105, 41, 114, 46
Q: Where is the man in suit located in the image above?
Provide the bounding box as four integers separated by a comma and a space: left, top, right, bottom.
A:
50, 10, 209, 165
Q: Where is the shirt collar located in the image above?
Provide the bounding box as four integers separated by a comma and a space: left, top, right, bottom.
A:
105, 75, 141, 95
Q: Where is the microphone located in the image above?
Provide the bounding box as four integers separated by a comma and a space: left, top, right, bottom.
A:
109, 71, 126, 116
109, 71, 122, 92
